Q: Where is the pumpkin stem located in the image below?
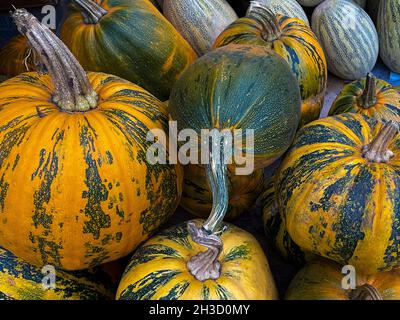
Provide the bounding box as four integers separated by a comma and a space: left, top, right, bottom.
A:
72, 0, 108, 24
359, 73, 377, 109
247, 1, 281, 42
12, 9, 98, 112
362, 121, 398, 163
187, 131, 230, 281
349, 284, 383, 300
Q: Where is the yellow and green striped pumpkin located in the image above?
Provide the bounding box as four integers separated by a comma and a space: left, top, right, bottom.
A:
277, 113, 400, 275
60, 0, 197, 101
214, 5, 327, 127
377, 0, 400, 73
0, 247, 114, 300
0, 34, 34, 78
311, 0, 379, 80
116, 220, 278, 300
286, 258, 400, 300
256, 0, 309, 25
329, 73, 400, 123
163, 0, 238, 56
181, 164, 264, 220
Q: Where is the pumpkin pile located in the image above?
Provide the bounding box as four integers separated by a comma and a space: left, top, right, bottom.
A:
0, 0, 399, 301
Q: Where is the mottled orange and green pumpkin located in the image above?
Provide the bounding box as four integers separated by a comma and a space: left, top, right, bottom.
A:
0, 71, 183, 270
116, 220, 278, 300
214, 4, 327, 127
181, 164, 264, 220
286, 258, 400, 300
329, 73, 400, 122
0, 247, 114, 300
276, 113, 400, 274
0, 34, 34, 78
60, 0, 197, 101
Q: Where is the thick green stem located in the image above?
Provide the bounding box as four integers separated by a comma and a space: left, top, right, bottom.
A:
187, 131, 229, 281
362, 121, 398, 163
12, 8, 98, 112
247, 1, 281, 42
359, 73, 377, 109
72, 0, 108, 24
349, 284, 383, 300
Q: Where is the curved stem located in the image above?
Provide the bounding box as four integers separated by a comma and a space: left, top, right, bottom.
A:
359, 73, 377, 109
362, 121, 398, 163
350, 284, 383, 300
12, 9, 98, 112
247, 1, 281, 42
187, 131, 230, 281
72, 0, 108, 24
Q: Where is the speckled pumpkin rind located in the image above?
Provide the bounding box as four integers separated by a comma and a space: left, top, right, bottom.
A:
0, 72, 183, 270
60, 0, 197, 101
286, 258, 400, 300
329, 76, 400, 122
0, 247, 114, 300
256, 0, 309, 25
277, 113, 400, 275
116, 220, 278, 300
214, 15, 327, 127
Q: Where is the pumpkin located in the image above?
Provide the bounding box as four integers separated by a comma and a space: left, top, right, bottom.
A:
277, 113, 400, 275
329, 73, 400, 122
256, 0, 309, 25
163, 0, 237, 56
60, 0, 197, 101
286, 258, 400, 300
0, 34, 34, 78
311, 0, 379, 80
261, 177, 308, 266
367, 0, 381, 23
297, 0, 324, 6
0, 247, 114, 300
0, 9, 183, 270
214, 2, 327, 127
168, 44, 300, 282
116, 220, 278, 300
181, 164, 264, 220
377, 0, 400, 73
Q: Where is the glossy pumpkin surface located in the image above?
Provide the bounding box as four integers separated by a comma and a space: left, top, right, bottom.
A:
0, 247, 114, 300
329, 75, 400, 122
377, 0, 400, 73
181, 165, 264, 220
214, 13, 327, 127
116, 220, 278, 300
0, 34, 34, 78
311, 0, 379, 80
286, 258, 400, 300
277, 113, 400, 274
60, 0, 197, 101
163, 0, 237, 56
169, 45, 301, 170
0, 72, 183, 270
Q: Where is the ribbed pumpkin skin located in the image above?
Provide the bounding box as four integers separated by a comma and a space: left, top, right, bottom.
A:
116, 220, 278, 300
377, 0, 400, 73
311, 0, 379, 80
0, 35, 34, 78
163, 0, 237, 56
297, 0, 324, 6
286, 258, 400, 300
277, 113, 400, 275
261, 179, 308, 266
214, 15, 327, 127
0, 247, 113, 300
0, 72, 183, 270
329, 77, 400, 122
169, 45, 301, 170
60, 0, 197, 101
257, 0, 309, 25
181, 165, 264, 220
